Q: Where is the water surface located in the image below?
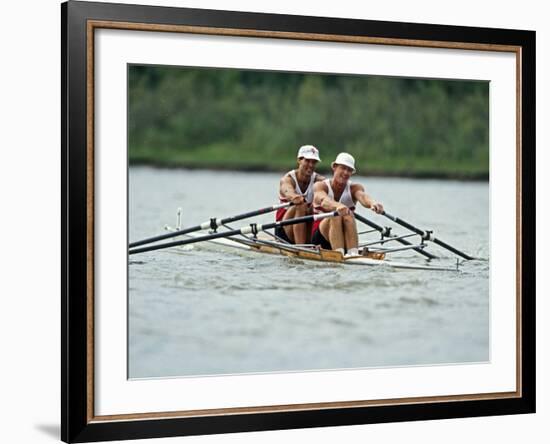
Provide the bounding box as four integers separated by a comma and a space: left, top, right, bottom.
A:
128, 167, 489, 378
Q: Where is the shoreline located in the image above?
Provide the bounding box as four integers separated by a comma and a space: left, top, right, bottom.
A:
129, 161, 489, 182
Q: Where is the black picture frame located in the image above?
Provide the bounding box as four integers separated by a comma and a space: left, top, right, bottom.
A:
61, 1, 536, 442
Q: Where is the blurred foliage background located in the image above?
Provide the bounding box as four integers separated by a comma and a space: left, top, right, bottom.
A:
128, 65, 489, 179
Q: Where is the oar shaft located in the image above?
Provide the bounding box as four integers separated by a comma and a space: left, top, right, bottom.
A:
129, 211, 337, 255
433, 238, 474, 260
354, 213, 437, 260
130, 223, 202, 248
221, 202, 290, 225
382, 211, 423, 237
130, 226, 246, 255
129, 202, 291, 248
382, 211, 474, 260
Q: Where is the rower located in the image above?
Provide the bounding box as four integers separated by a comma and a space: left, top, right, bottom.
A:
276, 145, 325, 244
312, 152, 384, 257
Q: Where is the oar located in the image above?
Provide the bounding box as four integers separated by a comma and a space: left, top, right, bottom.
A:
129, 202, 292, 248
129, 211, 339, 255
354, 213, 437, 260
381, 211, 474, 260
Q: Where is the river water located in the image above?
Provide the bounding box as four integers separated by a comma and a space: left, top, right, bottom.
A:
128, 166, 489, 378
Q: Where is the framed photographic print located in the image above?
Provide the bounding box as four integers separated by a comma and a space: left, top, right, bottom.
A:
61, 0, 535, 442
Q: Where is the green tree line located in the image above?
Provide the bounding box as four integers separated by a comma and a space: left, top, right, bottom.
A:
128, 65, 489, 179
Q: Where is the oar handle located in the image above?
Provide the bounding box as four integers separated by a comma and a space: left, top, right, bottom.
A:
274, 211, 338, 230
381, 211, 474, 260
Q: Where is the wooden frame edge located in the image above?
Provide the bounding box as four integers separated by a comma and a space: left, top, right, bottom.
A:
89, 19, 521, 53
84, 18, 525, 424
90, 391, 520, 423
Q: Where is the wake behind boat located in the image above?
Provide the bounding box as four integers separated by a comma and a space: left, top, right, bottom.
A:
129, 202, 476, 272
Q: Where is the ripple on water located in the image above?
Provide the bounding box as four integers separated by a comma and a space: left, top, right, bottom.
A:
358, 334, 374, 344
327, 317, 357, 328
399, 296, 440, 306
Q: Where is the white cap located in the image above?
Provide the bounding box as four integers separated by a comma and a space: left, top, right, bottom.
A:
331, 152, 356, 173
297, 145, 321, 162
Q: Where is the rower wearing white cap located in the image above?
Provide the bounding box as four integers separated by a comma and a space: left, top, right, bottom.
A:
312, 152, 384, 257
276, 145, 326, 244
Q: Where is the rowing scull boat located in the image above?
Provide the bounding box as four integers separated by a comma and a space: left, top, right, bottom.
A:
129, 203, 471, 271
168, 229, 458, 271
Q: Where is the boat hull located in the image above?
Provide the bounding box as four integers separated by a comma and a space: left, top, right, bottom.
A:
169, 230, 457, 271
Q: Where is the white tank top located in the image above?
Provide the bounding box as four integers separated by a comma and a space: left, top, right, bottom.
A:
321, 179, 355, 210
279, 170, 318, 204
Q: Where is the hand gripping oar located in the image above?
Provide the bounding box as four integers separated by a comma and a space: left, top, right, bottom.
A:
381, 211, 474, 260
129, 211, 338, 255
354, 212, 437, 260
129, 202, 292, 249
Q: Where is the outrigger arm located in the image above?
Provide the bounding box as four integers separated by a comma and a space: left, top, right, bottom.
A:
129, 202, 293, 248
129, 211, 339, 255
381, 211, 475, 260
354, 213, 438, 260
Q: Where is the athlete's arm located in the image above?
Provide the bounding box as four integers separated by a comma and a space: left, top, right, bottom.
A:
279, 175, 305, 205
352, 184, 384, 214
313, 182, 350, 215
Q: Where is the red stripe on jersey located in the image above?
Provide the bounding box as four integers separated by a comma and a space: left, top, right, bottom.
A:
311, 218, 323, 235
